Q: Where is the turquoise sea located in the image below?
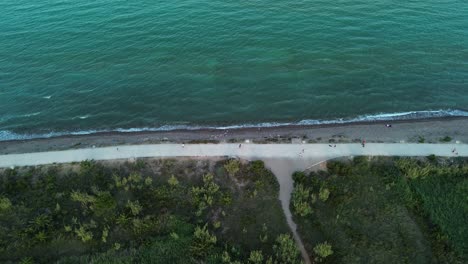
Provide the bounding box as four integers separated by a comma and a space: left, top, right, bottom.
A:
1, 0, 467, 140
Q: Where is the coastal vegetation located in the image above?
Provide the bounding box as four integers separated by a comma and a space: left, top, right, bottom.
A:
0, 158, 302, 263
291, 157, 467, 263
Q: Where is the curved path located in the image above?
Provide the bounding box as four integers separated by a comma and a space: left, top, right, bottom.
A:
0, 143, 466, 263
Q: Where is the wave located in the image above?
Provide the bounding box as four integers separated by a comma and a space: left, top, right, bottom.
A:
43, 96, 52, 99
72, 115, 91, 120
23, 112, 42, 117
0, 112, 41, 123
1, 109, 467, 141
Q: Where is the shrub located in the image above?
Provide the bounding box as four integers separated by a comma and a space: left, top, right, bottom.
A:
248, 250, 264, 264
167, 175, 179, 187
273, 234, 301, 264
417, 136, 425, 143
190, 224, 217, 258
427, 154, 437, 163
292, 184, 312, 217
224, 160, 240, 177
292, 171, 306, 185
0, 196, 12, 211
313, 241, 333, 261
318, 187, 330, 202
327, 161, 352, 176
439, 136, 452, 142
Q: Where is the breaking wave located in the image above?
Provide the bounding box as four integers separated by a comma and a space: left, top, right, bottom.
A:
1, 109, 467, 141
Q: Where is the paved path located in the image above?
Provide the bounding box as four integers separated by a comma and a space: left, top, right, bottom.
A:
0, 143, 466, 264
0, 143, 466, 168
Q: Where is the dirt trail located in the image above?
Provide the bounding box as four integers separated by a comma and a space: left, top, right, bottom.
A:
262, 157, 328, 264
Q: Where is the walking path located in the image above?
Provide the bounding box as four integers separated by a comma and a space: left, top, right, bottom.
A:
0, 143, 466, 168
0, 143, 466, 263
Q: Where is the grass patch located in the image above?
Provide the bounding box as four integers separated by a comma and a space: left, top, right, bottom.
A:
291, 157, 467, 263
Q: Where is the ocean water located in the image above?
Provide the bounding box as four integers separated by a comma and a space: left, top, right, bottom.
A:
1, 0, 467, 140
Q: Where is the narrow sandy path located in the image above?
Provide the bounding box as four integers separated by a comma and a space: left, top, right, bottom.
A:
0, 143, 466, 263
262, 158, 327, 264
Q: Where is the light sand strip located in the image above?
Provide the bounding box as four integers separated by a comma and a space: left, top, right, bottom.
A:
0, 143, 466, 168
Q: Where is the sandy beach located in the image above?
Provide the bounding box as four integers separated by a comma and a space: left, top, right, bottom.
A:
0, 117, 467, 155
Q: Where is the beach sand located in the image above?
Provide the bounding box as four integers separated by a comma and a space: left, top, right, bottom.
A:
1, 117, 467, 154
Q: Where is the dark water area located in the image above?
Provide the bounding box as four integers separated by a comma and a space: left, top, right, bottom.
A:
1, 0, 467, 140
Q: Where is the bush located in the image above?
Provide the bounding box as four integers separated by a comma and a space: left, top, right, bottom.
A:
439, 136, 452, 142
318, 187, 330, 202
313, 242, 333, 261
292, 172, 306, 185
224, 160, 240, 177
326, 161, 352, 176
427, 154, 437, 163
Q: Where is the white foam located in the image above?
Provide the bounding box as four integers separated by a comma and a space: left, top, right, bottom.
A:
23, 112, 41, 117
1, 109, 467, 141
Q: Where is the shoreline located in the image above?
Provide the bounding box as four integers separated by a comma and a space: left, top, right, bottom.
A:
1, 110, 468, 142
1, 116, 467, 155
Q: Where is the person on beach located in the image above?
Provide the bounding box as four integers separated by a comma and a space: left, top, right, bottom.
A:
386, 124, 392, 128
362, 140, 366, 147
182, 143, 185, 148
239, 144, 242, 148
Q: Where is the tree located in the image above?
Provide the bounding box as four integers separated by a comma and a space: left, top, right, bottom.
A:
318, 187, 330, 202
126, 200, 143, 216
191, 173, 220, 215
224, 160, 240, 177
168, 174, 179, 187
313, 242, 333, 262
273, 234, 302, 264
249, 250, 264, 264
19, 257, 34, 264
0, 196, 12, 211
292, 184, 312, 217
70, 191, 96, 210
75, 225, 93, 242
93, 191, 116, 218
34, 231, 47, 243
292, 171, 306, 184
190, 224, 217, 258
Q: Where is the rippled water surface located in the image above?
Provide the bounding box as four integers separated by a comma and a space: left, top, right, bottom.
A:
1, 0, 467, 139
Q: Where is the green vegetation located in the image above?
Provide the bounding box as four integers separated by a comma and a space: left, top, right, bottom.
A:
439, 136, 452, 142
292, 157, 468, 263
0, 159, 302, 263
313, 242, 333, 262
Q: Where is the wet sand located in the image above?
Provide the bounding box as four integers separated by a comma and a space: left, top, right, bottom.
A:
1, 117, 467, 154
